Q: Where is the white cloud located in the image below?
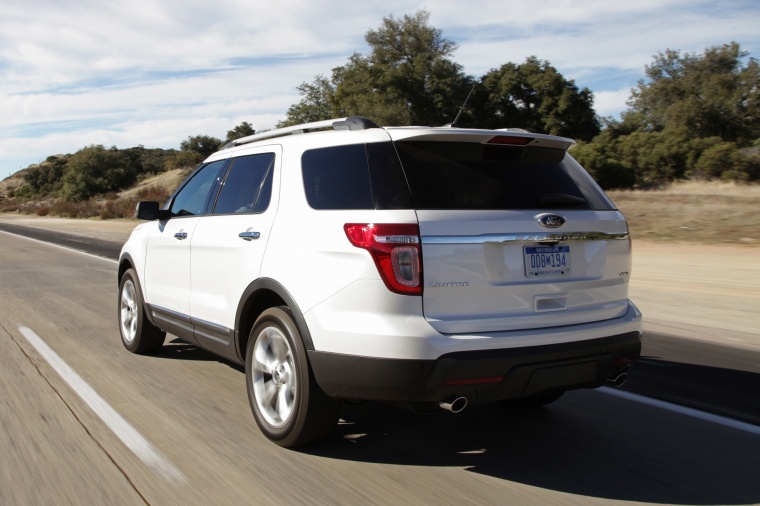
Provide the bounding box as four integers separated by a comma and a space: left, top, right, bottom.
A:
1, 0, 759, 180
593, 88, 634, 119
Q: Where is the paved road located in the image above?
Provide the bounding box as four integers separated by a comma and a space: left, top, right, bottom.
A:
1, 225, 759, 504
1, 219, 757, 423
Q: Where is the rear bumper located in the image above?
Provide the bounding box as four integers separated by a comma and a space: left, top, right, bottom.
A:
309, 330, 641, 402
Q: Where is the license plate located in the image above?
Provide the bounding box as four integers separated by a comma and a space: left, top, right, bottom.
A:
524, 246, 571, 277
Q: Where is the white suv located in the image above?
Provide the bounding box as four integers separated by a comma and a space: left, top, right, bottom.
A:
118, 117, 642, 447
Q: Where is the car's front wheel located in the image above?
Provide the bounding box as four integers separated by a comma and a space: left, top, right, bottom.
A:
118, 268, 165, 354
245, 307, 341, 447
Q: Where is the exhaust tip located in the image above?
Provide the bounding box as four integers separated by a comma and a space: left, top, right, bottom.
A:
439, 396, 468, 413
606, 372, 628, 388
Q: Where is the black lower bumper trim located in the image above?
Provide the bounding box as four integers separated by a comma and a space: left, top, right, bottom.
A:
309, 331, 641, 402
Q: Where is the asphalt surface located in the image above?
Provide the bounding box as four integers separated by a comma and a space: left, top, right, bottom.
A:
1, 220, 756, 424
1, 222, 759, 505
0, 220, 122, 259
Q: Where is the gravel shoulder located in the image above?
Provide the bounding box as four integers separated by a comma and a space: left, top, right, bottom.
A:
629, 241, 760, 350
3, 213, 758, 351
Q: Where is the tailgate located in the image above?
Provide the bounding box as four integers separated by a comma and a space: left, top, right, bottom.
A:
389, 129, 632, 334
419, 210, 631, 333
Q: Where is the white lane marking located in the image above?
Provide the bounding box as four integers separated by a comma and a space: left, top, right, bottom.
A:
0, 229, 118, 264
598, 387, 760, 436
18, 326, 186, 484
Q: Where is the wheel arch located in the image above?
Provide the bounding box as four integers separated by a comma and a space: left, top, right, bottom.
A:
235, 278, 314, 362
118, 254, 135, 287
118, 253, 161, 330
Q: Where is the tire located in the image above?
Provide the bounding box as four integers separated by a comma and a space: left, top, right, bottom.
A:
245, 307, 342, 448
118, 268, 165, 354
502, 391, 565, 408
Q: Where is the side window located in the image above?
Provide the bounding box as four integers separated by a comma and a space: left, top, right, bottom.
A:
366, 142, 412, 209
169, 160, 226, 216
302, 145, 373, 209
213, 153, 275, 214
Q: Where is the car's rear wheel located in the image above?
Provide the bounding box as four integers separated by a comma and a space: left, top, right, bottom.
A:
246, 307, 342, 447
118, 268, 166, 354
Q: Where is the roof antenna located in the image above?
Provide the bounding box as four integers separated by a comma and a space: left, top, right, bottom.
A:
445, 84, 476, 128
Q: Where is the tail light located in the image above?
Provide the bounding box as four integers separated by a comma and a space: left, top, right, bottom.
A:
344, 223, 422, 295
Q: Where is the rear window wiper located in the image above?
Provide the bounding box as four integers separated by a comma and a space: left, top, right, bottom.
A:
538, 193, 588, 207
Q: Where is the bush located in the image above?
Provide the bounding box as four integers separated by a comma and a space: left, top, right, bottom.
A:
165, 151, 203, 171
572, 140, 636, 189
61, 145, 137, 202
691, 142, 746, 180
51, 200, 99, 218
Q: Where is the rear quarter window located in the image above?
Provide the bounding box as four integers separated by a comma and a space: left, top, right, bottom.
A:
302, 143, 412, 210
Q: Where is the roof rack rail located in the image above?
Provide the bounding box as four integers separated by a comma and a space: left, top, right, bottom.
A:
221, 116, 379, 150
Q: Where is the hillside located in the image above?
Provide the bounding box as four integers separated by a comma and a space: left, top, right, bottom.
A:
0, 166, 190, 220
2, 169, 759, 245
0, 167, 29, 198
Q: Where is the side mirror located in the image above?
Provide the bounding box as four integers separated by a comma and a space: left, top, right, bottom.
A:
135, 201, 170, 221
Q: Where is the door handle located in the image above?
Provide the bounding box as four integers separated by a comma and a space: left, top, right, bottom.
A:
239, 231, 261, 241
174, 231, 188, 240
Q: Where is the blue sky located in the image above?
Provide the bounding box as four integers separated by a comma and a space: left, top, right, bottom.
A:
2, 0, 759, 181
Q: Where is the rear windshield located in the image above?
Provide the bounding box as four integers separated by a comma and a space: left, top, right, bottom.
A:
394, 141, 615, 211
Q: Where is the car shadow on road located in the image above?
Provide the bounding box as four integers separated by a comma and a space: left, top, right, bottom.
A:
624, 357, 760, 426
303, 392, 760, 505
149, 338, 759, 504
152, 338, 244, 372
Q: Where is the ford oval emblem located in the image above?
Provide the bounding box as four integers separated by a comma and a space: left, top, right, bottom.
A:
538, 214, 566, 228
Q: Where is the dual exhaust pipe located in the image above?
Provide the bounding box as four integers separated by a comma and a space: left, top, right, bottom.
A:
436, 370, 627, 414
606, 371, 629, 388
439, 396, 468, 413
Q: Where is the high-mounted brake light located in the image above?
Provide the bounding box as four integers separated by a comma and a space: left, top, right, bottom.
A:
487, 135, 532, 146
344, 224, 422, 295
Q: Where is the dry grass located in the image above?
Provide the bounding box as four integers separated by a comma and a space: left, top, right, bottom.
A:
608, 181, 760, 244
3, 169, 759, 244
118, 169, 189, 199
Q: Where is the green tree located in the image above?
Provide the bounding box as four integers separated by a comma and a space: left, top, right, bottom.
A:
61, 145, 136, 201
627, 42, 760, 143
281, 10, 474, 127
23, 155, 67, 195
226, 122, 256, 143
572, 137, 635, 189
473, 57, 600, 141
691, 140, 749, 181
121, 145, 176, 176
165, 151, 204, 171
336, 10, 474, 126
278, 76, 335, 127
589, 42, 760, 184
180, 134, 222, 159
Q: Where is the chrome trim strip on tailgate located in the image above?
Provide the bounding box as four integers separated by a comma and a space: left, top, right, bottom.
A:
422, 232, 629, 245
